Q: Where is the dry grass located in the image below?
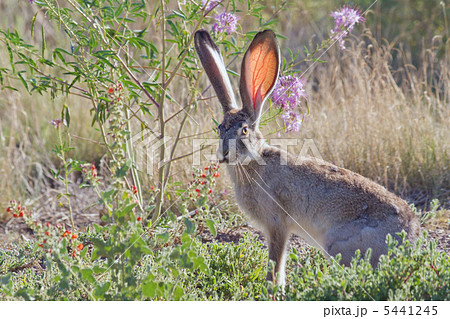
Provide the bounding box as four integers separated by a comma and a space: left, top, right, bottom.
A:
295, 32, 449, 205
0, 1, 449, 222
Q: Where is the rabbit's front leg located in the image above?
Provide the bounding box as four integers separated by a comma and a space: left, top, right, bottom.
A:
265, 227, 289, 287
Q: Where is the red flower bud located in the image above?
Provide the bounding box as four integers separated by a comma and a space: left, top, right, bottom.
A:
137, 217, 142, 222
19, 211, 24, 217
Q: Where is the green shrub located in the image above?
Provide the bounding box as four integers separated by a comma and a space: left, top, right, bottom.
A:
266, 232, 450, 301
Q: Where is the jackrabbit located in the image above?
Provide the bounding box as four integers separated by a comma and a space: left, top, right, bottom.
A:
194, 29, 419, 285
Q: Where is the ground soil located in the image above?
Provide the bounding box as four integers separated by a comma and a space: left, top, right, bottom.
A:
1, 181, 449, 255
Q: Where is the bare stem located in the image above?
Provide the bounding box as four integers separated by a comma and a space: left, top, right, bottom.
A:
153, 0, 167, 225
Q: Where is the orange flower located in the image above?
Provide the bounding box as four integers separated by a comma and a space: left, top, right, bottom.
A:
71, 233, 78, 239
77, 244, 84, 251
108, 87, 114, 94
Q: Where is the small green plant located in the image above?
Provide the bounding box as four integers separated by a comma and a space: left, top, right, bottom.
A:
266, 232, 450, 301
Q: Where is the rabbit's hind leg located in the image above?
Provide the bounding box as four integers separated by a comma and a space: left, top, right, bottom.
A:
324, 218, 387, 267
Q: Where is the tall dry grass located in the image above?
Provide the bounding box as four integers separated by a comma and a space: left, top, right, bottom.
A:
294, 32, 449, 205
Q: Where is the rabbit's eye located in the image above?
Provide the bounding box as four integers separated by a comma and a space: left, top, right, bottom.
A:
242, 126, 248, 135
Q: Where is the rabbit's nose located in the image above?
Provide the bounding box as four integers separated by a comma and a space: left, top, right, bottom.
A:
219, 150, 229, 163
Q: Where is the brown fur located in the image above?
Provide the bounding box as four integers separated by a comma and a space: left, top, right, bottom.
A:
194, 29, 420, 286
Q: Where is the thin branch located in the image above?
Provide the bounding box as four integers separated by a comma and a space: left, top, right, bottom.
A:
70, 134, 105, 146
179, 129, 214, 140
115, 54, 160, 108
163, 144, 213, 165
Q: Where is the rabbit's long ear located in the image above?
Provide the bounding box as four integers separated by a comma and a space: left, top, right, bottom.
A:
194, 30, 238, 113
239, 30, 280, 124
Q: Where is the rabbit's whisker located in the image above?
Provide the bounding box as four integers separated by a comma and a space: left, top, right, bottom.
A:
238, 162, 256, 195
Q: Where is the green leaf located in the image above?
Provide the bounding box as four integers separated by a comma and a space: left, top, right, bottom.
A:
227, 69, 239, 77
157, 232, 169, 243
198, 196, 207, 207
173, 286, 184, 301
61, 104, 70, 126
17, 72, 29, 91
183, 217, 195, 234
81, 269, 96, 284
31, 12, 38, 39
142, 281, 157, 298
115, 202, 137, 219
206, 219, 217, 237
15, 288, 33, 301
94, 282, 110, 298
41, 25, 46, 57
116, 159, 132, 178
1, 273, 11, 285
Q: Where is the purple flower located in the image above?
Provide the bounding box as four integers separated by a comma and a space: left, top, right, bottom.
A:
281, 111, 303, 133
330, 6, 365, 50
212, 12, 239, 34
50, 119, 66, 129
271, 74, 307, 110
29, 0, 35, 3
202, 0, 220, 12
